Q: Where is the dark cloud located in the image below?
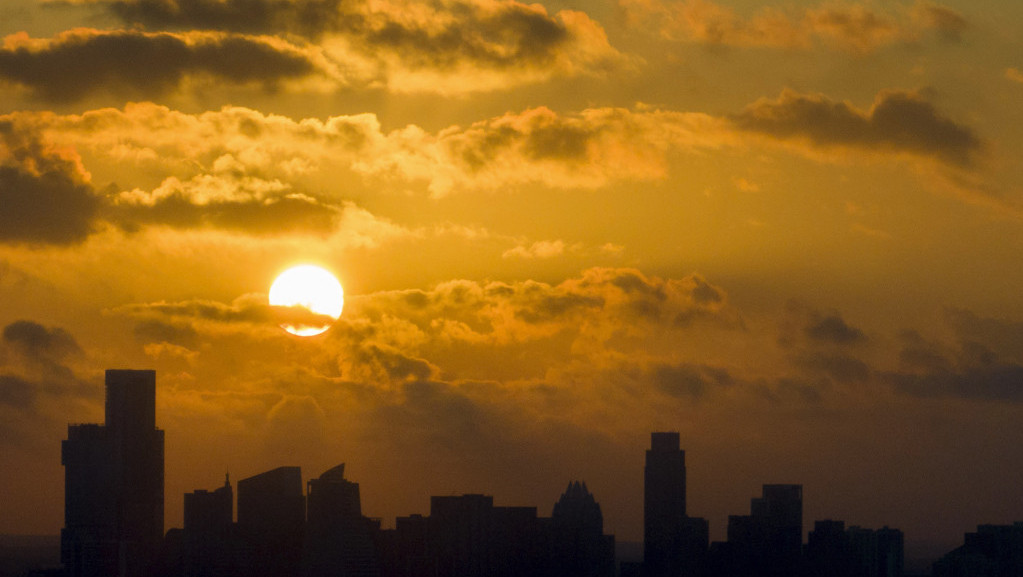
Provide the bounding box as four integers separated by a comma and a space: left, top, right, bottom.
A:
887, 332, 1023, 402
886, 363, 1023, 403
454, 109, 603, 171
797, 352, 871, 383
109, 191, 340, 235
944, 308, 1023, 363
2, 320, 82, 364
651, 363, 733, 399
805, 312, 867, 345
514, 293, 604, 324
918, 3, 968, 42
118, 295, 337, 334
362, 3, 569, 70
133, 319, 200, 348
105, 0, 350, 38
0, 29, 324, 102
0, 374, 36, 409
0, 120, 101, 245
351, 345, 437, 383
101, 0, 570, 68
82, 0, 627, 93
732, 89, 983, 167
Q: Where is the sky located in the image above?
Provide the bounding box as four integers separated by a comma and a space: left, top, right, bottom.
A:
1, 0, 1022, 557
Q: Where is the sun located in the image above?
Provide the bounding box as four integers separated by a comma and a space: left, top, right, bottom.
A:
268, 265, 344, 336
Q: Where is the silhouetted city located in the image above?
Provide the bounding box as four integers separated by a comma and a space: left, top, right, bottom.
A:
10, 370, 1022, 577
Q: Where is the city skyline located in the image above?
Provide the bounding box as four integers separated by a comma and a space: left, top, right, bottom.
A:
2, 0, 1023, 561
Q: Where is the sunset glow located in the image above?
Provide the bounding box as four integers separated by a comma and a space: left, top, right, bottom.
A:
1, 0, 1022, 563
268, 265, 344, 336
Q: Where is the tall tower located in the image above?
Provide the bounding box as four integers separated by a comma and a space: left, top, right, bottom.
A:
644, 432, 687, 577
62, 369, 164, 577
237, 466, 305, 577
304, 464, 379, 577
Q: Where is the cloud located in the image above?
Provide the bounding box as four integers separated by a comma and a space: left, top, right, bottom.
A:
650, 362, 733, 399
110, 171, 341, 235
79, 0, 627, 93
6, 92, 988, 225
804, 312, 867, 345
3, 320, 82, 363
0, 118, 101, 245
1006, 68, 1023, 85
0, 29, 334, 101
731, 89, 983, 168
405, 105, 728, 196
944, 308, 1023, 365
886, 361, 1023, 403
621, 0, 967, 53
0, 321, 91, 415
913, 2, 968, 42
0, 374, 38, 409
502, 240, 567, 259
883, 320, 1023, 403
102, 0, 349, 38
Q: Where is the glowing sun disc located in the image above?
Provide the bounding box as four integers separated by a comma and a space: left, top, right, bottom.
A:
269, 265, 344, 336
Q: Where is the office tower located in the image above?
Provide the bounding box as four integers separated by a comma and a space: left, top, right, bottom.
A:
724, 484, 802, 577
304, 464, 379, 577
61, 369, 164, 577
755, 484, 803, 568
183, 475, 233, 577
378, 514, 431, 577
806, 520, 852, 577
644, 432, 689, 577
847, 526, 904, 577
430, 494, 496, 577
551, 481, 615, 577
237, 466, 305, 577
933, 523, 1021, 577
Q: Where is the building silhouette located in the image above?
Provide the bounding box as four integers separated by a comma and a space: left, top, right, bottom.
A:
932, 522, 1023, 577
236, 466, 305, 577
56, 386, 942, 577
182, 475, 233, 577
642, 432, 708, 577
551, 481, 615, 577
61, 369, 164, 577
303, 464, 380, 577
710, 484, 802, 577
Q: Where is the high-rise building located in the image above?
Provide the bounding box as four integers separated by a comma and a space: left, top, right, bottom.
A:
304, 464, 379, 577
644, 432, 691, 577
551, 481, 615, 577
182, 475, 233, 577
237, 466, 305, 577
61, 369, 164, 577
722, 484, 802, 577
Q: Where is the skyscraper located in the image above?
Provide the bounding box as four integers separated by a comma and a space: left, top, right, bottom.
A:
304, 464, 380, 577
551, 481, 615, 577
644, 432, 688, 577
62, 369, 164, 577
183, 475, 233, 577
236, 466, 305, 577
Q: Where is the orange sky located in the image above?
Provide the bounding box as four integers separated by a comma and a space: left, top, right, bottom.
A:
1, 0, 1022, 554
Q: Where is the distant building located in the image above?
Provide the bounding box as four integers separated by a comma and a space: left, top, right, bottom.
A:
551, 481, 615, 577
933, 522, 1023, 577
715, 484, 802, 577
182, 475, 233, 577
806, 520, 852, 577
236, 466, 305, 577
643, 432, 708, 577
62, 369, 164, 577
804, 520, 904, 577
644, 432, 687, 577
303, 464, 379, 577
